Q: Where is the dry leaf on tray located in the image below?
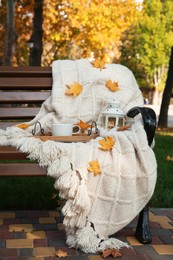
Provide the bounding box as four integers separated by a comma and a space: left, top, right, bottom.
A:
117, 125, 131, 131
16, 123, 31, 129
75, 120, 91, 133
101, 248, 122, 258
91, 59, 106, 69
65, 82, 82, 96
87, 160, 101, 176
55, 249, 68, 258
105, 80, 120, 92
99, 136, 115, 151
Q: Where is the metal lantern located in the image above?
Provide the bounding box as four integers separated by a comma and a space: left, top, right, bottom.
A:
101, 100, 126, 130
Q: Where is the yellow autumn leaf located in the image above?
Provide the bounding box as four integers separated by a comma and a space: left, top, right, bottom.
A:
75, 120, 91, 133
16, 123, 31, 129
105, 80, 120, 92
87, 160, 101, 176
65, 82, 82, 96
55, 249, 68, 258
91, 59, 105, 69
99, 136, 115, 151
117, 125, 131, 131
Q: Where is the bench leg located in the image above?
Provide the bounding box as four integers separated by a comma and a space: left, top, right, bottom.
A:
135, 204, 152, 244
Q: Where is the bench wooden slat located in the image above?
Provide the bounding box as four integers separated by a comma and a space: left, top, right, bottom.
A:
0, 66, 52, 77
0, 78, 52, 90
0, 146, 29, 160
0, 107, 40, 119
0, 163, 47, 176
0, 122, 30, 130
0, 91, 50, 103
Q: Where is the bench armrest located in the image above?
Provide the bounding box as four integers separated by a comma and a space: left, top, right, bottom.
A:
127, 107, 157, 146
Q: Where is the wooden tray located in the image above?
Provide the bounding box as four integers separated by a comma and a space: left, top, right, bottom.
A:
31, 133, 99, 142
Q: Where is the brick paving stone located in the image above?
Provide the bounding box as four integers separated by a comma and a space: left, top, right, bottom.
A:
48, 237, 67, 247
26, 231, 46, 240
39, 217, 56, 224
13, 231, 26, 239
126, 236, 144, 246
152, 245, 173, 255
49, 211, 60, 218
28, 256, 44, 260
150, 228, 173, 236
159, 222, 173, 229
0, 248, 18, 257
46, 230, 66, 238
149, 221, 161, 228
33, 238, 48, 248
0, 240, 5, 248
159, 235, 173, 244
29, 257, 44, 260
19, 248, 34, 257
3, 218, 21, 225
22, 218, 39, 224
27, 211, 49, 218
150, 236, 163, 245
9, 224, 33, 232
0, 212, 15, 219
33, 223, 57, 231
34, 247, 55, 257
57, 223, 65, 230
0, 219, 3, 225
6, 239, 33, 248
0, 231, 13, 240
134, 245, 173, 260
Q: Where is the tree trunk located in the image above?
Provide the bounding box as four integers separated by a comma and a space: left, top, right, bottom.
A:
2, 0, 17, 66
158, 47, 173, 128
29, 0, 43, 66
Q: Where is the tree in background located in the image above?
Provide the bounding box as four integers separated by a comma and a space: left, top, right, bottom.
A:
119, 0, 173, 104
158, 46, 173, 128
42, 0, 140, 65
2, 0, 17, 65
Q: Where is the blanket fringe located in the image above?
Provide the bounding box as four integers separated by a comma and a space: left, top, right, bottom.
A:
73, 180, 91, 211
98, 237, 130, 251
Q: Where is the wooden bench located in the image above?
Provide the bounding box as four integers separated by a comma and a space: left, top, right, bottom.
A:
0, 66, 52, 177
0, 66, 156, 245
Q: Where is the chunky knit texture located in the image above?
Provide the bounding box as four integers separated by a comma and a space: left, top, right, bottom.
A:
0, 59, 157, 253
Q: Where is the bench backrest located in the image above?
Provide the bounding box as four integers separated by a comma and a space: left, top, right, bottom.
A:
0, 67, 52, 129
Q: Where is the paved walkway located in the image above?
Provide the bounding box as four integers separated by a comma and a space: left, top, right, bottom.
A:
0, 208, 172, 260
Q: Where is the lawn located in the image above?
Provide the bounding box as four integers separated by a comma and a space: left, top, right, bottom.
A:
0, 129, 172, 210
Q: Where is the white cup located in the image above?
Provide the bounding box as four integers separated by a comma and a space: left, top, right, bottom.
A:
52, 123, 80, 136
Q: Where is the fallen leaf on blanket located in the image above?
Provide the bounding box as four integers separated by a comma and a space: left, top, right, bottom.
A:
91, 58, 105, 69
99, 136, 115, 151
87, 160, 101, 176
105, 80, 120, 92
16, 123, 31, 129
101, 248, 122, 258
75, 120, 91, 133
166, 155, 173, 161
117, 125, 131, 131
55, 249, 68, 257
65, 82, 82, 96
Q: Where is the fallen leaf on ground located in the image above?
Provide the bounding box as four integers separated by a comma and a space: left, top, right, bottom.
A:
65, 82, 82, 96
99, 136, 115, 151
105, 80, 120, 92
91, 59, 106, 69
117, 125, 131, 131
87, 160, 101, 176
101, 248, 122, 258
166, 155, 173, 161
55, 249, 68, 258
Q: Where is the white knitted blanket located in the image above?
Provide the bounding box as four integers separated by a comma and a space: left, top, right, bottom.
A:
0, 59, 157, 253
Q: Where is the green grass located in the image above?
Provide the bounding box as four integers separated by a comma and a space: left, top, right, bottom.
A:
0, 129, 172, 209
149, 129, 173, 208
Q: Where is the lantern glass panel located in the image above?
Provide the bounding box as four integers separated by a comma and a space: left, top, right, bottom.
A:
118, 117, 124, 127
108, 117, 116, 130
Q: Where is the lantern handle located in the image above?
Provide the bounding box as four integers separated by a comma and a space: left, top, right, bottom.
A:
32, 121, 44, 136
88, 121, 99, 135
